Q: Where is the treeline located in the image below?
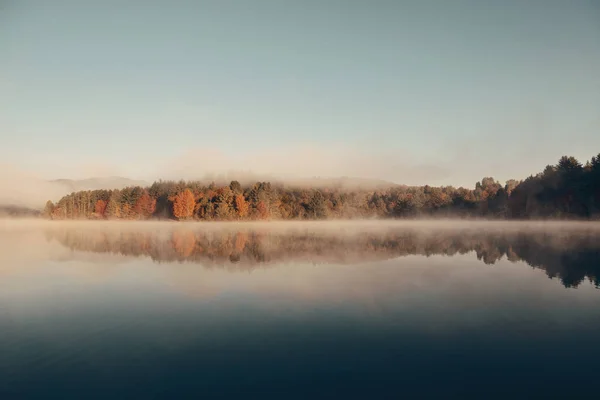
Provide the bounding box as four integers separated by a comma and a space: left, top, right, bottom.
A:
47, 228, 600, 288
44, 153, 600, 221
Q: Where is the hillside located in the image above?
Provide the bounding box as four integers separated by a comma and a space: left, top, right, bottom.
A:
0, 205, 41, 218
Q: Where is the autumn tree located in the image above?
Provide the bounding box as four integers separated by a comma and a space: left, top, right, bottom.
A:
256, 201, 269, 220
504, 179, 520, 196
134, 190, 156, 219
51, 206, 66, 219
43, 200, 55, 219
306, 190, 327, 219
171, 189, 196, 220
215, 187, 234, 220
94, 199, 107, 218
105, 191, 122, 219
426, 187, 450, 211
122, 203, 132, 219
229, 180, 242, 194
43, 151, 600, 222
234, 194, 249, 219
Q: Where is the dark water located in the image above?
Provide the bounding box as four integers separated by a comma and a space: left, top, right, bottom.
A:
1, 221, 600, 399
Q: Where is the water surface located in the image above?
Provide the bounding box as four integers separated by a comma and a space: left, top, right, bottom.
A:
1, 220, 599, 399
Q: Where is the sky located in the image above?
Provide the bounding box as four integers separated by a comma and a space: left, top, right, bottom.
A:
1, 0, 599, 187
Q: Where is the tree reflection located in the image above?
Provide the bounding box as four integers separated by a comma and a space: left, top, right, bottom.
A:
45, 227, 600, 289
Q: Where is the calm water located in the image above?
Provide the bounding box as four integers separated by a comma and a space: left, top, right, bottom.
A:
1, 220, 600, 399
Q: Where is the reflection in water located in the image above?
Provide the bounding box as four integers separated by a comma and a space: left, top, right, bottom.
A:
42, 222, 600, 289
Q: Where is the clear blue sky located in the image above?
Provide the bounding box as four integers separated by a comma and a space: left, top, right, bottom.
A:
1, 0, 599, 187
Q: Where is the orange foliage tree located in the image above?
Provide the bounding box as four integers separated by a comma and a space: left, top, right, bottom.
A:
256, 200, 269, 220
134, 191, 157, 219
170, 189, 196, 220
121, 203, 132, 219
51, 206, 66, 220
234, 194, 249, 219
94, 200, 107, 218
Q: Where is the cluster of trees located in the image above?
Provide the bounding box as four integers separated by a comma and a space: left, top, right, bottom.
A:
47, 227, 600, 288
44, 153, 600, 221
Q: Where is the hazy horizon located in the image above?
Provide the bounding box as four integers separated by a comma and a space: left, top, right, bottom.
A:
1, 148, 598, 210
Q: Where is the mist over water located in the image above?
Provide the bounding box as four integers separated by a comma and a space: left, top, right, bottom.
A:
1, 220, 599, 399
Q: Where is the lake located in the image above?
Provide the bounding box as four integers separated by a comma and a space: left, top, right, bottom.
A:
1, 220, 599, 399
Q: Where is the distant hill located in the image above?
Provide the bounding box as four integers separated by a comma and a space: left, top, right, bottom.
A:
0, 205, 41, 218
0, 175, 150, 211
50, 177, 150, 193
51, 176, 394, 192
283, 176, 401, 190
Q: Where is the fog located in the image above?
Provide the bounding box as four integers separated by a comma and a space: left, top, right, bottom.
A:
0, 143, 578, 211
0, 165, 148, 210
0, 144, 460, 210
3, 219, 600, 270
2, 219, 599, 314
4, 218, 600, 234
153, 145, 452, 187
0, 159, 420, 210
0, 165, 69, 209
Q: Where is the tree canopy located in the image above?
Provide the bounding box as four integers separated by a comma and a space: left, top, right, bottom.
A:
46, 153, 600, 221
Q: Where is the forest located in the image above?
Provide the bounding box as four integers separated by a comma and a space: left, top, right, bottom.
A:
44, 153, 600, 221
